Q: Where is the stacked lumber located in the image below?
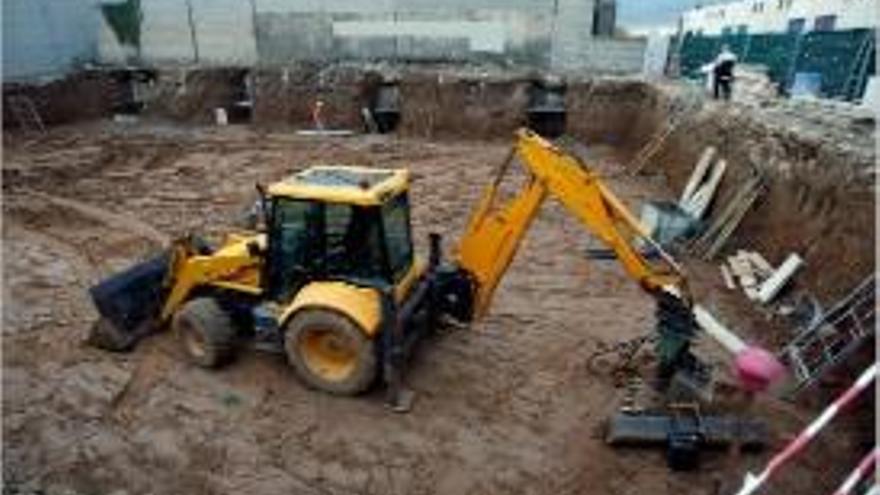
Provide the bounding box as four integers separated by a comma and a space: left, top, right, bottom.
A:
722, 250, 774, 300
720, 250, 804, 304
688, 173, 765, 259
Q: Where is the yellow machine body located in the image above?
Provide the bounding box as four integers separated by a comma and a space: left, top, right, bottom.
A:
154, 165, 423, 339
455, 129, 684, 317
90, 130, 691, 400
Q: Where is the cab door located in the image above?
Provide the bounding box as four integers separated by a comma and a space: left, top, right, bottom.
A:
267, 198, 321, 300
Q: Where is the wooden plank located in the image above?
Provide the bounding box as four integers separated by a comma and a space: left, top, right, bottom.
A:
720, 264, 736, 289
689, 174, 762, 257
679, 146, 717, 206
744, 286, 761, 301
740, 274, 758, 289
747, 251, 775, 276
704, 182, 764, 259
682, 158, 727, 220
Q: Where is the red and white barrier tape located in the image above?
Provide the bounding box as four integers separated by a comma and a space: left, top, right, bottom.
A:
734, 362, 878, 495
833, 447, 878, 495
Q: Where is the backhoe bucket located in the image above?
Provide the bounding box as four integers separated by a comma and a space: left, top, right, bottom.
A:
88, 252, 171, 351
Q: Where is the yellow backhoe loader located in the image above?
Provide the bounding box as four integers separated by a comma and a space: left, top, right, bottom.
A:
90, 129, 782, 410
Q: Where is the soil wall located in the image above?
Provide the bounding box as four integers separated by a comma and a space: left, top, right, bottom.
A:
647, 89, 876, 303
398, 74, 529, 140
140, 68, 245, 124
562, 77, 875, 304
2, 71, 121, 127
565, 79, 665, 152
252, 66, 366, 129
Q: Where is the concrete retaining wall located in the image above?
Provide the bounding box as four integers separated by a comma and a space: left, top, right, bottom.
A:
567, 38, 649, 74
4, 0, 648, 83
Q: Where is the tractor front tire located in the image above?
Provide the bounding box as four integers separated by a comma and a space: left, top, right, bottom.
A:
285, 309, 377, 396
173, 298, 236, 368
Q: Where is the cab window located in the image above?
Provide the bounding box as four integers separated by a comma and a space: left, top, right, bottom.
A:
382, 193, 413, 281
324, 203, 385, 281
268, 199, 319, 299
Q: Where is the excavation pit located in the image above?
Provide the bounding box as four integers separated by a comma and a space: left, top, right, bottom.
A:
2, 66, 875, 495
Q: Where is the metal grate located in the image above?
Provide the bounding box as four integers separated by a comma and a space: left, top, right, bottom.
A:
781, 274, 876, 395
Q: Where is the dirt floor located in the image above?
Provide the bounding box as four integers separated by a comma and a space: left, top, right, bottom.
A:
1, 122, 871, 495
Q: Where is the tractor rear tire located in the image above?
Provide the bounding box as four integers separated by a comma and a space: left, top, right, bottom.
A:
285, 309, 376, 396
173, 297, 236, 368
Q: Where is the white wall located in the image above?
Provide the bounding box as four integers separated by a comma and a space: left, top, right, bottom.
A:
682, 0, 880, 35
99, 0, 258, 65
139, 0, 197, 62
3, 0, 101, 82
190, 0, 257, 64
643, 33, 671, 77
4, 0, 633, 75
551, 0, 596, 70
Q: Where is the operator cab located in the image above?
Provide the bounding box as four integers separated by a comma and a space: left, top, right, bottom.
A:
263, 166, 415, 300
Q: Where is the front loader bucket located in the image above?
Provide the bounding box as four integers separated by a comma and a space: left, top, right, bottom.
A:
88, 252, 171, 351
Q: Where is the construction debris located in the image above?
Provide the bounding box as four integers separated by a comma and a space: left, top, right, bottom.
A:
718, 250, 804, 306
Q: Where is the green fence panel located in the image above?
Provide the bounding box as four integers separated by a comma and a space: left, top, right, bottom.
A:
101, 0, 142, 49
679, 34, 722, 79
794, 29, 873, 98
742, 33, 798, 90
677, 28, 876, 100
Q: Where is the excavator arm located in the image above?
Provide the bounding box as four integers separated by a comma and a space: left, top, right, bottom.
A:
456, 128, 684, 318
451, 128, 783, 393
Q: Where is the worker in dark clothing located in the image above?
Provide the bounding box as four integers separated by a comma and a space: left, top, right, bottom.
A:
712, 45, 737, 100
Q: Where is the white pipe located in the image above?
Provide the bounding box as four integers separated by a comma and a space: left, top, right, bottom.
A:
692, 303, 748, 354
757, 253, 804, 304
663, 285, 748, 354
